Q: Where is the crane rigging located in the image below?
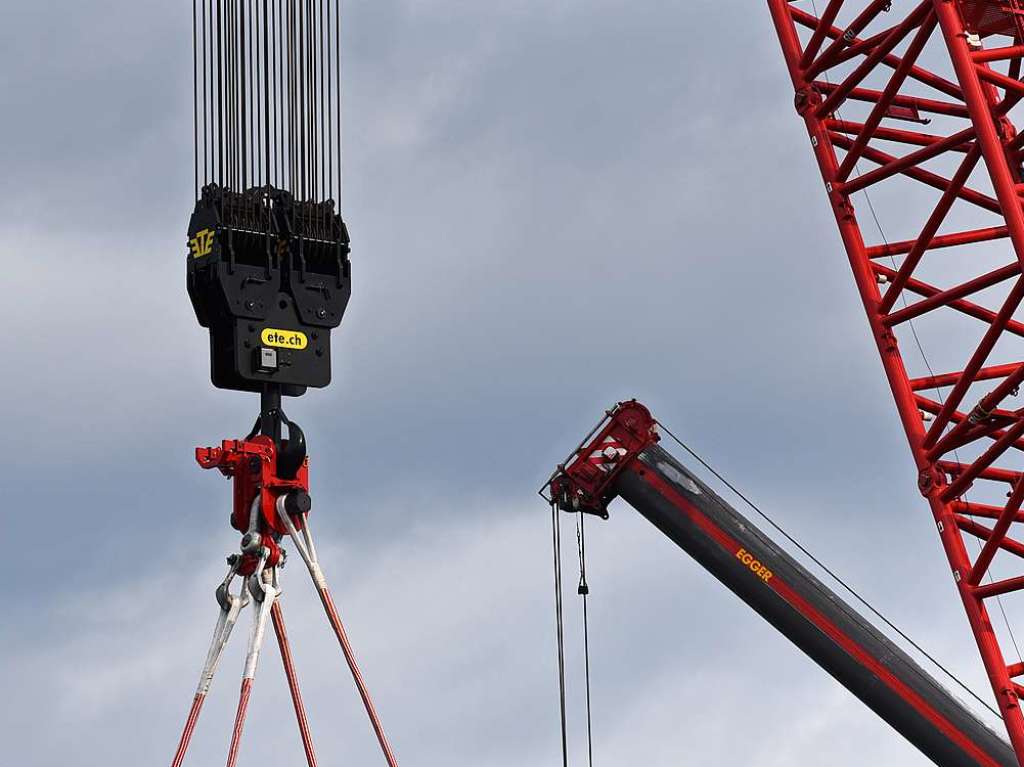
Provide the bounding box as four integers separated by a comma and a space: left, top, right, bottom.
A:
170, 3, 397, 766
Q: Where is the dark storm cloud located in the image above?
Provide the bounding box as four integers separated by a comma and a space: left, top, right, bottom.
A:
0, 1, 1005, 765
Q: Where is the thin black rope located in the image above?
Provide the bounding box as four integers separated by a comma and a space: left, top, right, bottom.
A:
576, 514, 594, 767
193, 0, 199, 197
551, 502, 569, 767
319, 0, 326, 212
217, 0, 224, 184
335, 0, 342, 205
656, 420, 1002, 719
248, 0, 255, 188
204, 0, 212, 184
327, 0, 333, 203
266, 0, 274, 187
192, 2, 342, 210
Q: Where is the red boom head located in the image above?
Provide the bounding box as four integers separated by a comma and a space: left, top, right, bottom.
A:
546, 400, 659, 518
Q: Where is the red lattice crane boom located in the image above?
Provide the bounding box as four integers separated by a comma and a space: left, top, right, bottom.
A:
768, 0, 1024, 761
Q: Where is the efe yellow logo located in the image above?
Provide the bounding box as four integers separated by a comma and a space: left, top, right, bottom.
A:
189, 228, 215, 258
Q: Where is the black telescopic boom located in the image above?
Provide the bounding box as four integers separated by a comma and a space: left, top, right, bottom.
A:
615, 444, 1016, 767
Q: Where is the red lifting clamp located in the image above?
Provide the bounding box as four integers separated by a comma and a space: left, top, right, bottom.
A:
196, 436, 311, 576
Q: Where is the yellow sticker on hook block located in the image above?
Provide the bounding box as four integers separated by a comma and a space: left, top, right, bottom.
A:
261, 328, 308, 350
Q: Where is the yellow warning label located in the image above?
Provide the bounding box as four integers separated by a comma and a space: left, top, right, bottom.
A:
736, 548, 773, 583
189, 228, 215, 258
261, 328, 308, 350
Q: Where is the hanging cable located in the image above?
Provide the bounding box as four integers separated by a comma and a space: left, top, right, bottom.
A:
656, 420, 1002, 719
551, 501, 569, 767
193, 0, 199, 197
191, 0, 343, 196
576, 514, 594, 767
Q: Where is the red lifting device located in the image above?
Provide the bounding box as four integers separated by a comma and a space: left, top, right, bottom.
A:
767, 0, 1024, 761
168, 402, 399, 767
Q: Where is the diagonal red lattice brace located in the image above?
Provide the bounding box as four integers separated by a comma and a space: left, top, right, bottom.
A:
768, 0, 1024, 761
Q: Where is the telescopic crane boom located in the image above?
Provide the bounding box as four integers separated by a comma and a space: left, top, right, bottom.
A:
547, 401, 1015, 767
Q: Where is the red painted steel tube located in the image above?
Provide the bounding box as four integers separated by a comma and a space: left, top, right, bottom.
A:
938, 462, 1022, 487
869, 225, 1009, 259
272, 601, 319, 767
975, 576, 1024, 601
829, 119, 972, 150
794, 0, 964, 99
818, 82, 971, 118
170, 693, 206, 767
955, 516, 1024, 561
872, 265, 1024, 337
837, 25, 908, 67
977, 67, 1024, 99
915, 392, 1018, 424
942, 419, 1024, 502
316, 586, 399, 767
928, 417, 1024, 463
799, 0, 845, 69
973, 45, 1024, 64
830, 134, 999, 210
842, 126, 978, 195
967, 481, 1024, 586
956, 502, 1024, 523
816, 3, 932, 119
837, 13, 939, 181
225, 678, 254, 767
885, 263, 1021, 327
805, 0, 904, 78
976, 364, 1024, 417
879, 147, 982, 314
914, 398, 1022, 454
925, 364, 1024, 459
933, 5, 1024, 269
924, 278, 1024, 445
914, 362, 1024, 392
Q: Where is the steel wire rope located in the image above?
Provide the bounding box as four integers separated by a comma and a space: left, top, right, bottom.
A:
193, 0, 199, 196
551, 502, 570, 767
575, 514, 595, 767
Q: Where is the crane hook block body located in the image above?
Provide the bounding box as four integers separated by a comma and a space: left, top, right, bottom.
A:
187, 184, 352, 397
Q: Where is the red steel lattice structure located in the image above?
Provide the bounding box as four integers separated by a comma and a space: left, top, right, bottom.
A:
768, 0, 1024, 761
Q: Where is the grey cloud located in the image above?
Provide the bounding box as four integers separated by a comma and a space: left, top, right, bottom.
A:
0, 1, 1011, 765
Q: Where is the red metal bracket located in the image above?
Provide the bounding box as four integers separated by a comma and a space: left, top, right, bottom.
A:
547, 400, 659, 517
196, 436, 310, 575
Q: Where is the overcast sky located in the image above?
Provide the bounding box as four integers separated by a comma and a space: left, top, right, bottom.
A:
2, 1, 1021, 765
